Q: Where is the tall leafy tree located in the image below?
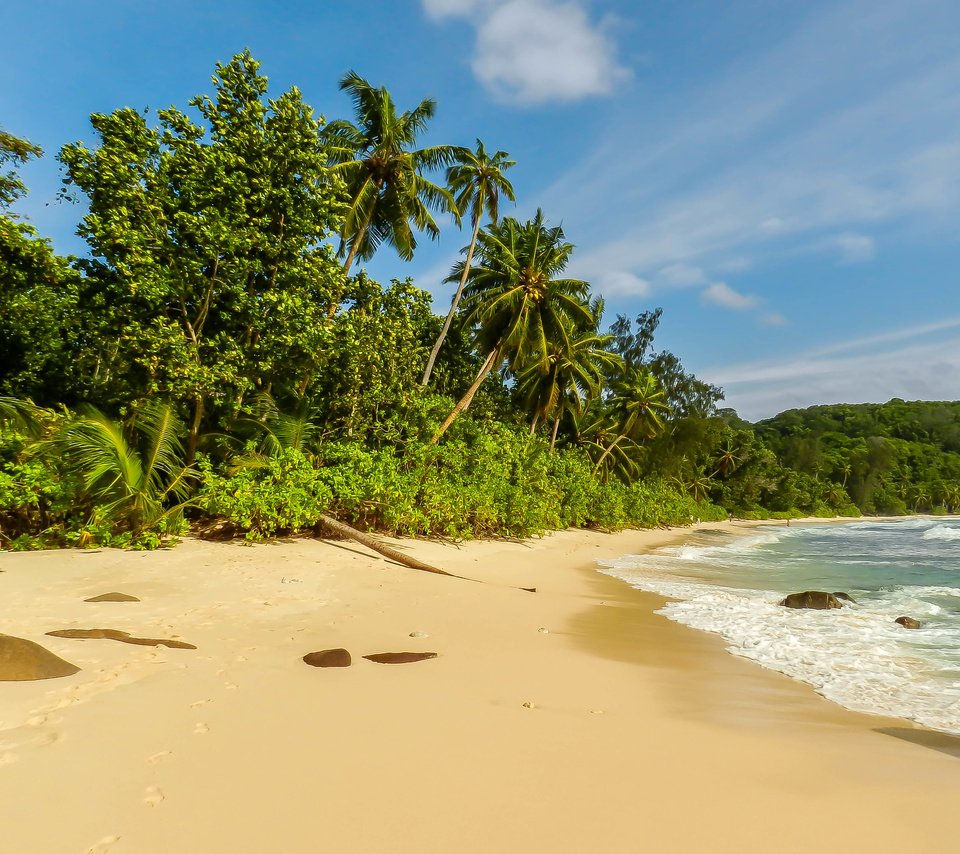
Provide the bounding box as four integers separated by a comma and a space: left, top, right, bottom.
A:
0, 130, 82, 402
431, 210, 592, 443
420, 139, 515, 385
324, 71, 459, 282
58, 51, 344, 459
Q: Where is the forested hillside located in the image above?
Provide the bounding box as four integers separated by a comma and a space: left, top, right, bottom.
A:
1, 53, 954, 550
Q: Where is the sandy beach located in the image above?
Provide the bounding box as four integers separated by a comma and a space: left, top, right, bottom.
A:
1, 522, 958, 853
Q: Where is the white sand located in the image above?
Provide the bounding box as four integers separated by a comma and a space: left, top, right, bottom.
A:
1, 523, 958, 853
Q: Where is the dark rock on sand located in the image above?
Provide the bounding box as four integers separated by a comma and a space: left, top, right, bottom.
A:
0, 634, 81, 681
779, 591, 844, 610
895, 616, 922, 629
84, 592, 140, 602
363, 652, 438, 664
303, 648, 352, 668
46, 629, 196, 649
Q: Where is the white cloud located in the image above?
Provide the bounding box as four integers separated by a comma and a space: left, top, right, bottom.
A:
830, 232, 876, 263
760, 312, 788, 327
421, 0, 488, 18
595, 270, 651, 296
422, 0, 629, 104
701, 281, 760, 310
657, 262, 706, 287
537, 0, 960, 291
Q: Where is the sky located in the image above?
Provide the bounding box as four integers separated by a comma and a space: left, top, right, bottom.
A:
3, 0, 960, 420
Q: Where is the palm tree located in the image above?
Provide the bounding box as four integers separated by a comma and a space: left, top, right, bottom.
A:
420, 140, 515, 385
429, 211, 593, 444
591, 372, 670, 473
47, 401, 196, 541
515, 318, 620, 450
324, 71, 459, 282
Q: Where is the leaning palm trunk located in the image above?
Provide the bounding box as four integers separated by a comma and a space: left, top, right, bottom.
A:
430, 349, 499, 444
592, 433, 628, 474
420, 215, 482, 385
316, 513, 455, 577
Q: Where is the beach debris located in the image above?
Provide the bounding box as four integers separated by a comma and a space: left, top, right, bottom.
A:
408, 631, 429, 638
0, 634, 81, 681
537, 627, 549, 634
303, 648, 352, 667
46, 629, 196, 649
521, 701, 535, 709
84, 592, 140, 602
363, 652, 438, 664
779, 591, 845, 610
316, 514, 536, 592
895, 616, 922, 629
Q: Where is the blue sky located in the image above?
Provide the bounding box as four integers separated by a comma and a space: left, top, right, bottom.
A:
4, 0, 960, 420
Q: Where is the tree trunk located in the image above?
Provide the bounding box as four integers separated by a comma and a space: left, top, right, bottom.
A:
316, 514, 456, 577
592, 433, 627, 474
529, 412, 539, 436
420, 215, 481, 385
430, 349, 499, 444
186, 395, 204, 465
549, 414, 561, 451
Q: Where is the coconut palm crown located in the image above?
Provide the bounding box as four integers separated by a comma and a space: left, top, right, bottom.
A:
324, 71, 460, 275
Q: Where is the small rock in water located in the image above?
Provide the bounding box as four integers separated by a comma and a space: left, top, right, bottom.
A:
895, 616, 922, 629
537, 627, 549, 634
408, 631, 428, 638
303, 648, 352, 667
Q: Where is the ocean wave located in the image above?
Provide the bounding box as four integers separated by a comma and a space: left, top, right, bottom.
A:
600, 563, 960, 735
922, 524, 960, 541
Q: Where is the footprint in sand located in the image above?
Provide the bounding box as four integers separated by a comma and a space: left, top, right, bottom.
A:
0, 751, 18, 766
147, 750, 171, 765
143, 786, 164, 807
86, 835, 120, 853
193, 722, 209, 735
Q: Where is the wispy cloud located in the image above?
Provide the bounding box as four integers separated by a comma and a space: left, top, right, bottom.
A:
540, 0, 960, 301
706, 318, 960, 420
422, 0, 630, 104
701, 281, 759, 310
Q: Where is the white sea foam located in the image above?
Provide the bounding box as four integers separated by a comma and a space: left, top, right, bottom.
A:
922, 524, 960, 541
600, 538, 960, 735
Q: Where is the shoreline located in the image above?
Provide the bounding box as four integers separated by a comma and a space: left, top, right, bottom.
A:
1, 521, 958, 852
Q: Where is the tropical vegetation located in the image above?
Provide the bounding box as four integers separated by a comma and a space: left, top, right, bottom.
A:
1, 52, 956, 551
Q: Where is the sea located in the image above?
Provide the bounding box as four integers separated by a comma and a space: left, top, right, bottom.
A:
599, 517, 960, 735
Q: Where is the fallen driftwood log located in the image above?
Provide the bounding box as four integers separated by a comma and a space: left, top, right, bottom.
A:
315, 514, 535, 593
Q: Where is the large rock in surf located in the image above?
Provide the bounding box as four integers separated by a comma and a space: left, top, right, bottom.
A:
303, 648, 352, 668
0, 634, 81, 681
779, 591, 845, 610
895, 616, 921, 629
832, 592, 857, 603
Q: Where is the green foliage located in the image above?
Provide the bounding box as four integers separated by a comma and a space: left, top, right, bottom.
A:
197, 449, 333, 539
57, 51, 345, 452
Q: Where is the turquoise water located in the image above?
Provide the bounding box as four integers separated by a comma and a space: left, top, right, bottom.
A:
599, 518, 960, 734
